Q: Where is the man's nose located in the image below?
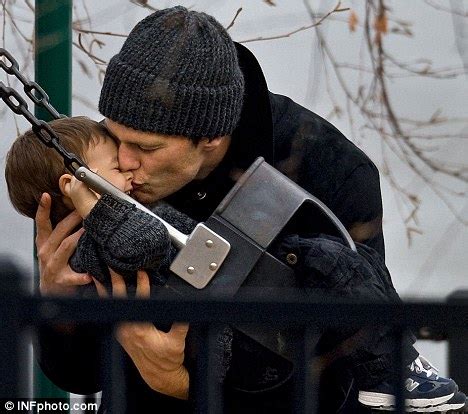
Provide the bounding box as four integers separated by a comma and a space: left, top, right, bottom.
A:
118, 144, 140, 171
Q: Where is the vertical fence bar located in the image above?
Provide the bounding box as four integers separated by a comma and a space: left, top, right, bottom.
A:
293, 326, 320, 414
0, 258, 27, 398
83, 394, 98, 414
448, 291, 468, 393
449, 328, 468, 393
100, 326, 127, 414
193, 323, 224, 414
33, 0, 72, 401
393, 328, 406, 414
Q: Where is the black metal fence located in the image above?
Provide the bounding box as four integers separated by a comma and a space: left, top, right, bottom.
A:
1, 257, 467, 413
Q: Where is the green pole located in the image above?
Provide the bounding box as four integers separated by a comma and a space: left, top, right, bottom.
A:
34, 0, 72, 399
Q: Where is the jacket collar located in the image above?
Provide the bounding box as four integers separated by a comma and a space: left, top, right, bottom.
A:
231, 42, 274, 168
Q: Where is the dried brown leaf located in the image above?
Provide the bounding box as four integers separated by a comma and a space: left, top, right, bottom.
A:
374, 12, 388, 36
349, 10, 358, 32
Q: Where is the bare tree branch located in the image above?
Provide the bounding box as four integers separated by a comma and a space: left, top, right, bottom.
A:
424, 0, 468, 17
129, 0, 158, 12
239, 1, 349, 43
226, 7, 242, 31
302, 0, 468, 233
73, 27, 128, 38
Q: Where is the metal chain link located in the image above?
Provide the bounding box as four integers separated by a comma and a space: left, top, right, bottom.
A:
0, 47, 62, 119
0, 47, 86, 173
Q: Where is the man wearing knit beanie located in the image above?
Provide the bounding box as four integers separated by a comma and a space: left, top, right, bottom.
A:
98, 6, 245, 204
35, 5, 465, 414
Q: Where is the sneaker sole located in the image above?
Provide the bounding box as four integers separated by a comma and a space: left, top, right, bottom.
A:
434, 399, 466, 413
368, 401, 466, 413
432, 402, 466, 413
359, 391, 454, 410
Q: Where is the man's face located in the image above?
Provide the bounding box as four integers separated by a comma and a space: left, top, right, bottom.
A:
105, 119, 210, 204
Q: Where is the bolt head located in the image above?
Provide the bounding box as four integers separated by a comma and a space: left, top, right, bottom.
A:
286, 253, 298, 265
209, 263, 218, 271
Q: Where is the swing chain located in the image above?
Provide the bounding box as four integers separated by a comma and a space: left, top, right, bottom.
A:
0, 47, 62, 120
0, 48, 85, 173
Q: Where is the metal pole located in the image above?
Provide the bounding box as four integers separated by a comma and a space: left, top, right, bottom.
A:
34, 0, 72, 400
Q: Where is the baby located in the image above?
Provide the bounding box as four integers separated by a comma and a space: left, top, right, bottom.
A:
5, 116, 196, 288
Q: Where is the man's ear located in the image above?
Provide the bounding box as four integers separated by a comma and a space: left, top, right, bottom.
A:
58, 174, 73, 197
199, 135, 228, 152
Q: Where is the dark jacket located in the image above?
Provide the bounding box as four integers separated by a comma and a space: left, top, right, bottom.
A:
165, 44, 385, 258
37, 43, 402, 413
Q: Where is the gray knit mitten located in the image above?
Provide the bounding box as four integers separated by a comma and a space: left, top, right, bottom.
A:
71, 194, 171, 284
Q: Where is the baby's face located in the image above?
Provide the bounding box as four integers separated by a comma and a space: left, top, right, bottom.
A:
85, 136, 133, 194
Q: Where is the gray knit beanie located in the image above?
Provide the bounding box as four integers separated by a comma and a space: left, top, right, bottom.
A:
99, 6, 245, 139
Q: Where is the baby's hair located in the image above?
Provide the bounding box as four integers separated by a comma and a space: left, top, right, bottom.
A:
5, 116, 113, 226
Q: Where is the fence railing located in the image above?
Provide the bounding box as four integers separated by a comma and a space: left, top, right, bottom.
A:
1, 258, 467, 413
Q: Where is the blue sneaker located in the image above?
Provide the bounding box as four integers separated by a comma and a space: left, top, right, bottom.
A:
433, 391, 466, 412
358, 356, 457, 411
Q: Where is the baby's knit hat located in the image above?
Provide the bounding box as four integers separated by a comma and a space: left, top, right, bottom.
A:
99, 6, 245, 139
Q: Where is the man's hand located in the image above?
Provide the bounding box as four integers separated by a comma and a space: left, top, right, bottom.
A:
35, 193, 92, 296
94, 269, 190, 400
